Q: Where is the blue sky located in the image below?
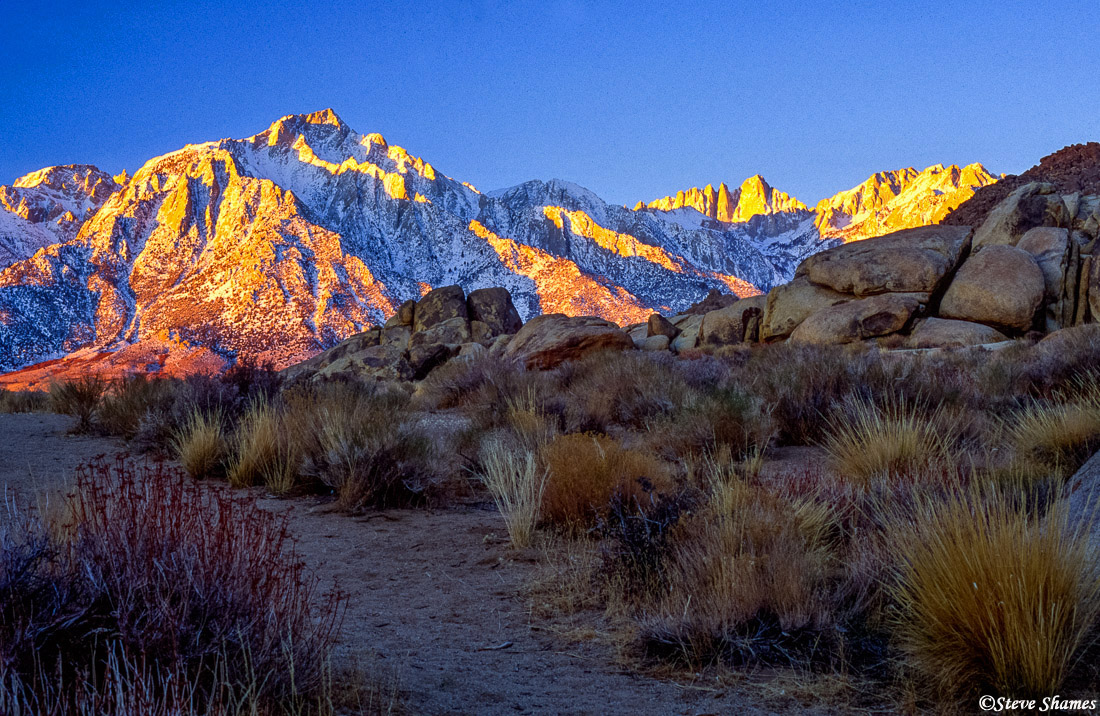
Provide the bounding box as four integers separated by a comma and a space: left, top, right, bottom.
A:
2, 0, 1097, 205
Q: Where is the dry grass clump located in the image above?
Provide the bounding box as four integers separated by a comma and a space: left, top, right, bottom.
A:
0, 388, 49, 413
539, 433, 671, 531
478, 438, 547, 548
291, 383, 434, 509
95, 374, 176, 439
48, 374, 108, 432
560, 351, 688, 432
638, 479, 839, 667
822, 399, 959, 485
890, 489, 1100, 699
227, 397, 290, 488
1002, 379, 1100, 479
0, 459, 343, 715
648, 386, 774, 460
172, 408, 227, 479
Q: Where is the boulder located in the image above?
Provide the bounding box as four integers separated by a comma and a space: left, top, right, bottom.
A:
380, 325, 412, 351
503, 314, 634, 369
408, 316, 470, 350
413, 285, 467, 332
972, 182, 1071, 250
789, 294, 922, 345
316, 344, 412, 382
466, 287, 522, 336
647, 313, 681, 339
407, 342, 458, 380
1017, 226, 1075, 330
760, 277, 850, 341
670, 314, 704, 352
1066, 450, 1100, 554
905, 317, 1009, 349
683, 288, 741, 315
280, 328, 381, 379
1036, 324, 1100, 359
385, 299, 416, 328
488, 333, 513, 358
470, 320, 493, 345
700, 295, 767, 346
641, 334, 671, 351
797, 225, 972, 297
939, 245, 1045, 331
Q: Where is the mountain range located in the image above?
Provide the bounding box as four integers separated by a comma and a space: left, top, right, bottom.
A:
0, 109, 997, 377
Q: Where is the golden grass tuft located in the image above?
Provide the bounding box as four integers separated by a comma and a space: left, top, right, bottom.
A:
891, 489, 1100, 698
227, 398, 290, 489
1002, 401, 1100, 479
822, 399, 956, 485
639, 480, 837, 665
171, 409, 227, 479
539, 432, 671, 531
478, 438, 547, 548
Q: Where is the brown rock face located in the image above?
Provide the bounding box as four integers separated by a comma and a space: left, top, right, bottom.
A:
466, 287, 522, 336
797, 225, 972, 297
789, 294, 921, 345
760, 277, 850, 341
683, 288, 741, 315
413, 285, 468, 333
971, 183, 1071, 251
1016, 227, 1075, 330
905, 318, 1009, 349
700, 295, 766, 346
945, 142, 1100, 228
503, 314, 633, 369
939, 245, 1045, 331
646, 314, 681, 339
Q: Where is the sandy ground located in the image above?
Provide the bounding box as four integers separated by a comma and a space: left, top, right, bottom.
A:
0, 413, 840, 715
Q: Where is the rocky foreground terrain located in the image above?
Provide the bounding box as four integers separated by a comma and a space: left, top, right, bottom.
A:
276, 174, 1100, 386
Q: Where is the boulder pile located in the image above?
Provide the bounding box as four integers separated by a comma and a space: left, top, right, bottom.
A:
284, 180, 1100, 382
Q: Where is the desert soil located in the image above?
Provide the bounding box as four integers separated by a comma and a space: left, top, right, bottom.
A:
0, 413, 843, 715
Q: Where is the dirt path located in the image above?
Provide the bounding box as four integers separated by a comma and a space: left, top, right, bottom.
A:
0, 414, 826, 715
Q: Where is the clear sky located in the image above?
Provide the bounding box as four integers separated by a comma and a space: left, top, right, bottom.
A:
2, 0, 1098, 206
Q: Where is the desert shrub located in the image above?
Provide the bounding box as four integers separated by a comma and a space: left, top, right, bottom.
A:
638, 480, 840, 667
746, 342, 869, 445
96, 374, 175, 439
131, 374, 242, 454
0, 388, 49, 413
890, 489, 1100, 700
822, 398, 959, 485
478, 438, 547, 548
539, 433, 672, 531
220, 357, 283, 404
48, 375, 108, 432
599, 483, 699, 596
0, 460, 342, 715
293, 384, 433, 509
171, 408, 227, 479
561, 352, 688, 432
650, 387, 774, 461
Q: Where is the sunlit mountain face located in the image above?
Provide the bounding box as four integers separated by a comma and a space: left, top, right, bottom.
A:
0, 109, 997, 379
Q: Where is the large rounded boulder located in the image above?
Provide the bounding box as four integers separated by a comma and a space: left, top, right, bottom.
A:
972, 182, 1072, 250
788, 294, 921, 345
413, 285, 468, 332
466, 287, 522, 336
797, 225, 972, 297
939, 245, 1045, 331
503, 314, 633, 369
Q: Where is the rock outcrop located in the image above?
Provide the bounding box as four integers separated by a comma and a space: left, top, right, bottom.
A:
905, 318, 1009, 349
284, 284, 521, 381
938, 246, 1045, 331
503, 314, 634, 370
789, 294, 922, 345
